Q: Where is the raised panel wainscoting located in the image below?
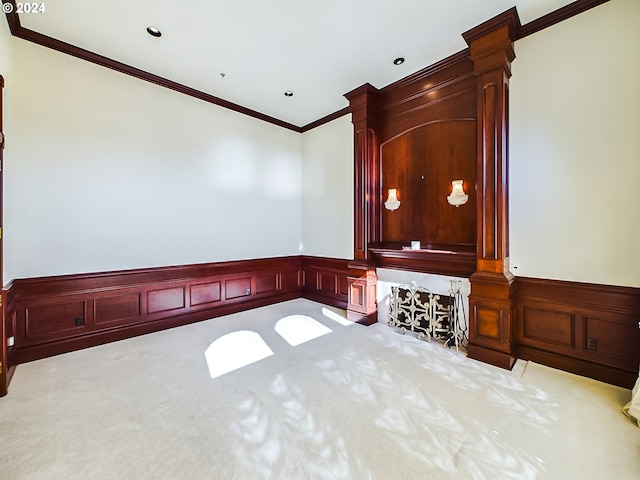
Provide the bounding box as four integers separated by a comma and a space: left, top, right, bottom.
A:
1, 259, 639, 395
302, 257, 349, 309
1, 255, 351, 395
515, 277, 640, 388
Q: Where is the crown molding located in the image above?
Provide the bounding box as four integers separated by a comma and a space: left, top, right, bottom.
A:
518, 0, 610, 39
3, 0, 611, 133
300, 106, 350, 133
2, 2, 302, 132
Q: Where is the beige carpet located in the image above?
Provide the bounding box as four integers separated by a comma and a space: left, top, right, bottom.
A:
1, 299, 638, 479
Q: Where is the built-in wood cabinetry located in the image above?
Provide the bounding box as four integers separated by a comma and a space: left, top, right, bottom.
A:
343, 4, 639, 388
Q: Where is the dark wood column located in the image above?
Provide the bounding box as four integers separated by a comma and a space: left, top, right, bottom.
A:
0, 75, 7, 396
463, 9, 520, 369
344, 84, 380, 325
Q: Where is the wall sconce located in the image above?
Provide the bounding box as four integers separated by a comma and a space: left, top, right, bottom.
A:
447, 180, 468, 207
385, 188, 401, 211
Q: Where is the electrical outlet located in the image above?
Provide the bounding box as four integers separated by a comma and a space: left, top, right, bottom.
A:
74, 317, 84, 327
7, 336, 14, 347
245, 288, 251, 295
586, 338, 597, 350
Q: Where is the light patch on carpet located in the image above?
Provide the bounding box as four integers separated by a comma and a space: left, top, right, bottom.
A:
205, 330, 273, 378
275, 315, 332, 346
322, 307, 353, 326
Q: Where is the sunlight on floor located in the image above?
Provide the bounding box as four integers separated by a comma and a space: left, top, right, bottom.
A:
204, 330, 274, 379
275, 315, 332, 346
322, 307, 353, 326
205, 312, 341, 378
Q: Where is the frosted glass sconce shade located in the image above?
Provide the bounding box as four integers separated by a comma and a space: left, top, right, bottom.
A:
385, 189, 401, 211
447, 180, 468, 207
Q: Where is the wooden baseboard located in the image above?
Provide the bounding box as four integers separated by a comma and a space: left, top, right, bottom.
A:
347, 310, 378, 326
467, 343, 516, 370
516, 345, 637, 389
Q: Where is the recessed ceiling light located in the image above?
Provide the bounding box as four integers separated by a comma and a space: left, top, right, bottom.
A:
146, 26, 162, 37
284, 91, 294, 97
393, 57, 405, 65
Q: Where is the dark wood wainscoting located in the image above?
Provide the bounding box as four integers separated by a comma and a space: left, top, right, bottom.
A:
5, 257, 305, 366
4, 260, 638, 394
514, 277, 640, 388
1, 255, 352, 395
302, 256, 349, 309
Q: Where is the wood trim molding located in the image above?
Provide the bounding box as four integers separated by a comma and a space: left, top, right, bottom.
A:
515, 277, 639, 315
3, 1, 20, 34
0, 73, 5, 397
381, 49, 471, 94
300, 107, 350, 133
369, 247, 476, 278
517, 0, 610, 39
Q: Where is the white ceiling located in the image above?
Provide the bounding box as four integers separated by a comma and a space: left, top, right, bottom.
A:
19, 0, 574, 128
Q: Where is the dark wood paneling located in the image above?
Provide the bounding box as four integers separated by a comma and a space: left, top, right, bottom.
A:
350, 283, 364, 308
25, 301, 86, 339
378, 63, 477, 140
281, 270, 302, 291
225, 277, 251, 300
190, 282, 221, 306
302, 256, 349, 309
319, 273, 337, 296
147, 286, 185, 314
515, 277, 640, 388
255, 273, 278, 295
380, 120, 476, 246
4, 257, 306, 376
584, 316, 638, 362
95, 293, 141, 325
475, 306, 501, 340
522, 307, 574, 348
1, 255, 350, 379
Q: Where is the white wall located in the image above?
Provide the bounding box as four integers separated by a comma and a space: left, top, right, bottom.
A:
1, 30, 302, 282
301, 115, 353, 259
2, 0, 637, 290
510, 0, 640, 287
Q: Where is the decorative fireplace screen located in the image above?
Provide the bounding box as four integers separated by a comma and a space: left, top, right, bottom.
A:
388, 280, 468, 351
